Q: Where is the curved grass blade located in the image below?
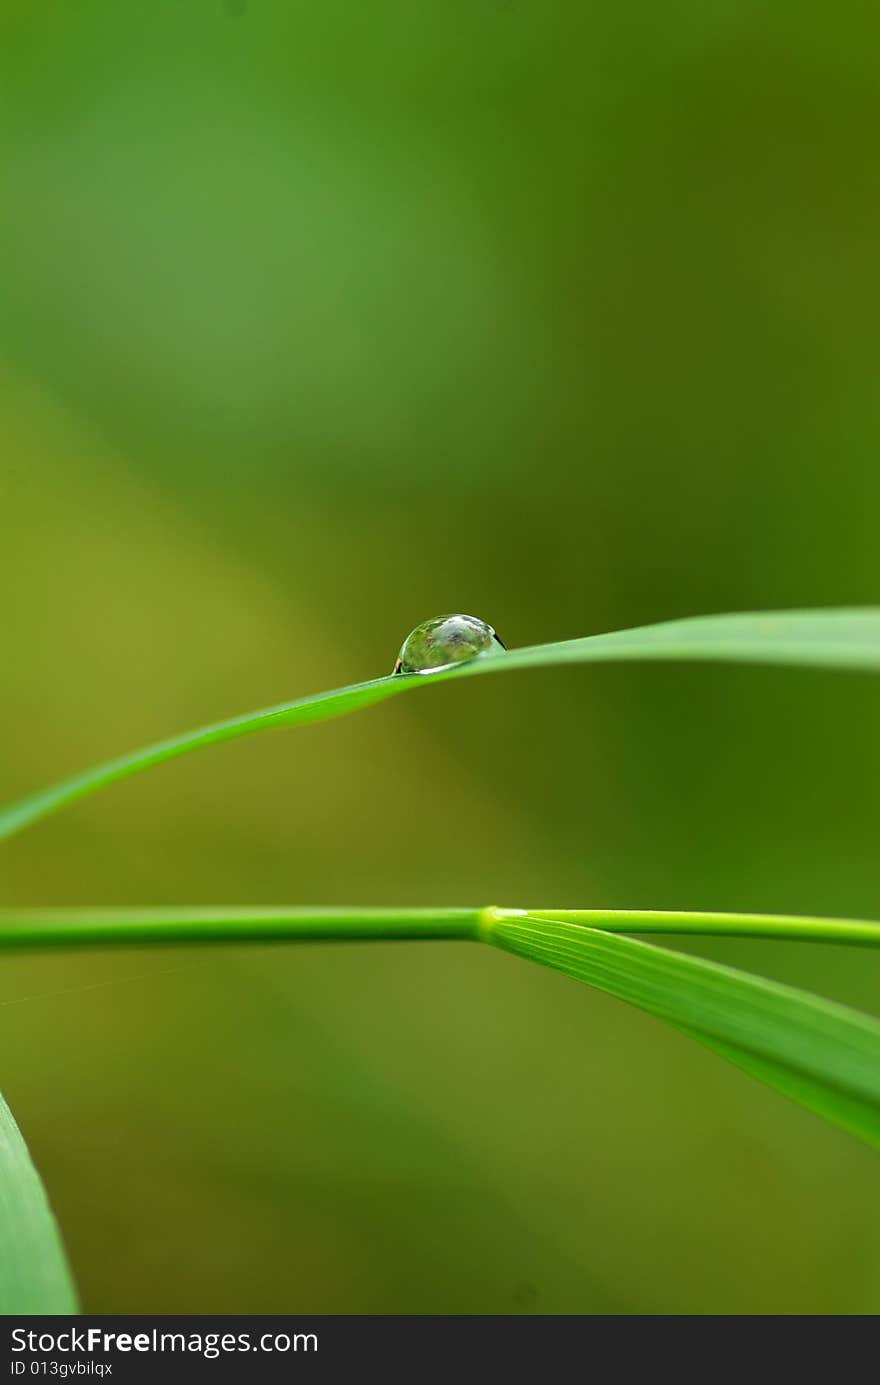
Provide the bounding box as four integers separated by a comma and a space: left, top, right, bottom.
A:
681, 1032, 880, 1148
0, 607, 878, 844
0, 1093, 79, 1312
0, 677, 415, 843
495, 607, 880, 674
484, 911, 880, 1150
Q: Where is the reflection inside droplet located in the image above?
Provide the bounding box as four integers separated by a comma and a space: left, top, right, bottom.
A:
393, 614, 507, 675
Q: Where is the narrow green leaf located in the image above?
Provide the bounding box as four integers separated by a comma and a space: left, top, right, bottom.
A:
0, 906, 482, 949
0, 1093, 79, 1312
484, 912, 880, 1150
524, 908, 880, 945
681, 1031, 880, 1148
2, 905, 880, 951
1, 607, 878, 842
3, 905, 880, 1147
494, 608, 880, 674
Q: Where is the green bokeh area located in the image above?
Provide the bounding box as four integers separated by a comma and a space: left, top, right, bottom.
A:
2, 2, 880, 1314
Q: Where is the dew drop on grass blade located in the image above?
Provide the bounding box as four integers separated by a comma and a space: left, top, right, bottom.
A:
1, 608, 879, 842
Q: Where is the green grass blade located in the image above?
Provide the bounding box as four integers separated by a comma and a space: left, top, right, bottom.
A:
493, 607, 880, 674
0, 906, 482, 949
680, 1031, 880, 1148
3, 904, 880, 1147
523, 909, 880, 945
0, 677, 415, 842
0, 607, 878, 842
484, 912, 880, 1150
0, 1093, 79, 1312
1, 905, 880, 951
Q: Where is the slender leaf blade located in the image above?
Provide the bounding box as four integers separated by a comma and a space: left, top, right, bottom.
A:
485, 912, 880, 1149
524, 908, 880, 945
0, 906, 481, 949
1, 607, 878, 841
1, 905, 880, 950
3, 905, 880, 1148
0, 1093, 78, 1312
491, 608, 880, 675
681, 1030, 880, 1148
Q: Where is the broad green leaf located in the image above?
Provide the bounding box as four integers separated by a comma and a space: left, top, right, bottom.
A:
484, 912, 880, 1150
0, 1093, 79, 1312
0, 607, 878, 842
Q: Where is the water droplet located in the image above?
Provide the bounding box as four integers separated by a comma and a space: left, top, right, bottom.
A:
393, 614, 506, 675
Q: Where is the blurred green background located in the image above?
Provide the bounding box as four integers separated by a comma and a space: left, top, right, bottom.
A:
1, 2, 879, 1314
